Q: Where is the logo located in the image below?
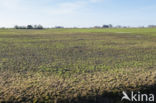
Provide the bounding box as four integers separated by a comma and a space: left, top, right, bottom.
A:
121, 91, 155, 102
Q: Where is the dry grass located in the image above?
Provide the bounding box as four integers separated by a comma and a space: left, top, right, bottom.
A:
0, 68, 156, 103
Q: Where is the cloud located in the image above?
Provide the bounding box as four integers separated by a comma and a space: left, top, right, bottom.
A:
0, 0, 21, 9
89, 0, 105, 3
0, 0, 107, 27
0, 0, 101, 14
43, 1, 86, 15
44, 0, 105, 15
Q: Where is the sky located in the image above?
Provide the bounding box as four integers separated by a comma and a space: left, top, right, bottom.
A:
0, 0, 156, 27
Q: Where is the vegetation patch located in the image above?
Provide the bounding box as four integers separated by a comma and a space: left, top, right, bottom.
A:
0, 28, 156, 103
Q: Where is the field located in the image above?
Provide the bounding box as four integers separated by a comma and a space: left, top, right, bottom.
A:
0, 28, 156, 103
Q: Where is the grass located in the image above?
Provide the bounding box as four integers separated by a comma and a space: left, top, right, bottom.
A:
0, 28, 156, 103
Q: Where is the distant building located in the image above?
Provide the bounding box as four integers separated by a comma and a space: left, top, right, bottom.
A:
93, 26, 101, 28
55, 26, 64, 28
148, 25, 156, 28
102, 25, 109, 28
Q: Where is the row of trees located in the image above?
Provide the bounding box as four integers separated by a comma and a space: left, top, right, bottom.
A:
14, 25, 44, 29
13, 24, 128, 29
93, 24, 130, 28
94, 24, 156, 28
1, 24, 155, 29
14, 25, 65, 29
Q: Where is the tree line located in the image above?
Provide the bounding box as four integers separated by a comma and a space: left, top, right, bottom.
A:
0, 24, 155, 29
14, 25, 43, 29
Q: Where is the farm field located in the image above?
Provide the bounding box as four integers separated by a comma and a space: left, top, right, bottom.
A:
0, 28, 156, 103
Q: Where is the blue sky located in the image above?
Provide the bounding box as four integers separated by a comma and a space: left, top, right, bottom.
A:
0, 0, 156, 27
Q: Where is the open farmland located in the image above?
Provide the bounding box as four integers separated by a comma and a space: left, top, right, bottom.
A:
0, 28, 156, 103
